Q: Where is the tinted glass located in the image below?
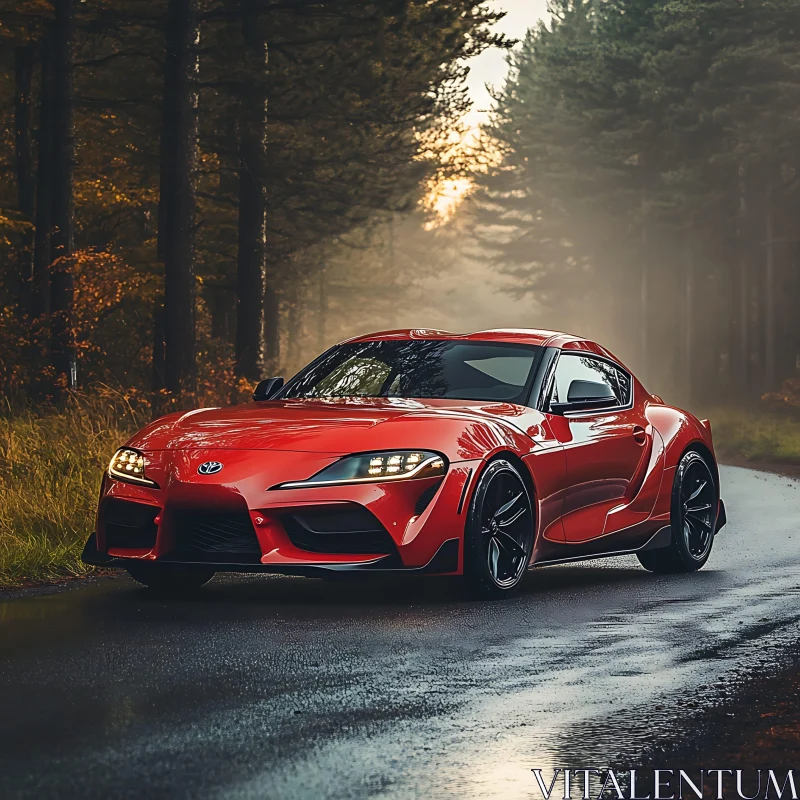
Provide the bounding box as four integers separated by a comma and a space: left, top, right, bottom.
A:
551, 354, 630, 407
612, 367, 632, 404
282, 340, 542, 403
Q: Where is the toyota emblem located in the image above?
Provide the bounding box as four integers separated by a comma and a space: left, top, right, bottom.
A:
198, 461, 224, 475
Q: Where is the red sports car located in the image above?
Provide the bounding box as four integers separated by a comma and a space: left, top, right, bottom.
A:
82, 329, 726, 597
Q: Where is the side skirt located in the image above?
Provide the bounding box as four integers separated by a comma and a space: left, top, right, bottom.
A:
531, 524, 672, 569
531, 496, 727, 570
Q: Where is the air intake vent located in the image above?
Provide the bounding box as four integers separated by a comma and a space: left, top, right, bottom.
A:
414, 481, 443, 516
104, 499, 159, 550
171, 511, 262, 563
282, 506, 398, 556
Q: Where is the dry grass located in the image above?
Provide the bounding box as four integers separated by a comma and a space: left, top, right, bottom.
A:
707, 406, 800, 465
0, 395, 140, 588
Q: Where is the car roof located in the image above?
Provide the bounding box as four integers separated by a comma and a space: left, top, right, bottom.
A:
348, 327, 578, 349
344, 328, 627, 368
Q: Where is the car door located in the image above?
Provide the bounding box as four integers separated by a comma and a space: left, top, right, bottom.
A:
545, 351, 651, 543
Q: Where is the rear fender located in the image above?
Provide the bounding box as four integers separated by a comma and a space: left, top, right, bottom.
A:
645, 403, 721, 520
645, 404, 716, 469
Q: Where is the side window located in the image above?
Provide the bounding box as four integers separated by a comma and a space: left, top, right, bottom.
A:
550, 354, 630, 409
611, 367, 632, 405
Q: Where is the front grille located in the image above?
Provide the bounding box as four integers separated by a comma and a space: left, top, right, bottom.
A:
104, 499, 159, 550
171, 511, 262, 563
282, 506, 397, 556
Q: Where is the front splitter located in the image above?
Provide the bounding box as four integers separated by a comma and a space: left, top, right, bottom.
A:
81, 534, 460, 577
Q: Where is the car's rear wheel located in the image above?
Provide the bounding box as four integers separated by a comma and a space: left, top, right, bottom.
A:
125, 563, 216, 592
638, 449, 717, 574
463, 459, 534, 599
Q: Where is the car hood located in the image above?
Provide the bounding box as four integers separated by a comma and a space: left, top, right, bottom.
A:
128, 397, 535, 457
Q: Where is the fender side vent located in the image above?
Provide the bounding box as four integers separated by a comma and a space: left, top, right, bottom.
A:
414, 481, 443, 516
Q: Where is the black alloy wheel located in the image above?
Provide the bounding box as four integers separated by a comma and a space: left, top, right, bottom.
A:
679, 454, 716, 559
638, 449, 717, 574
464, 459, 534, 598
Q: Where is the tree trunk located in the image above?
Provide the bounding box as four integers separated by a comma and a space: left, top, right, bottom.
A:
765, 181, 776, 391
685, 223, 694, 407
159, 0, 199, 395
235, 116, 266, 381
286, 282, 301, 368
737, 167, 749, 396
49, 0, 77, 391
209, 287, 235, 341
14, 43, 35, 310
152, 300, 166, 396
794, 239, 800, 378
317, 264, 327, 353
264, 276, 280, 375
235, 133, 266, 380
751, 247, 764, 394
14, 45, 35, 218
386, 214, 401, 329
640, 198, 649, 384
32, 37, 54, 324
235, 3, 268, 383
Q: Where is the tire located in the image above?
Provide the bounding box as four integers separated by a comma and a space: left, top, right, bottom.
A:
463, 459, 535, 599
125, 563, 215, 592
638, 449, 717, 574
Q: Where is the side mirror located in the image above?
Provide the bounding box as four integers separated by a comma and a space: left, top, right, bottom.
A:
551, 379, 616, 414
567, 379, 616, 404
253, 377, 284, 402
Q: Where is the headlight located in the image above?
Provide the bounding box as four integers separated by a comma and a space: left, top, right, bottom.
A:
108, 448, 158, 487
275, 450, 447, 489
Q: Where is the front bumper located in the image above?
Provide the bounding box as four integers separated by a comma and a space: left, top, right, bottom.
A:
87, 451, 480, 577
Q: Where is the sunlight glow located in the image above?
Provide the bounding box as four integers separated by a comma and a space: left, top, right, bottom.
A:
423, 176, 475, 229
422, 0, 548, 227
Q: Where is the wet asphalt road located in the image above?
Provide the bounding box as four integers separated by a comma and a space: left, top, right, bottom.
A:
1, 466, 800, 800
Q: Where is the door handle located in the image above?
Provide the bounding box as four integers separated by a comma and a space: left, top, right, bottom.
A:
632, 425, 647, 445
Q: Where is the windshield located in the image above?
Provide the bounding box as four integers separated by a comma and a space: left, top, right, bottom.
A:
281, 340, 543, 403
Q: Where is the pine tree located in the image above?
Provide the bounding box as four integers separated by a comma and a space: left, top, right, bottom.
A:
476, 0, 800, 404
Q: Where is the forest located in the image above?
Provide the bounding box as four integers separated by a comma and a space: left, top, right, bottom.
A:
475, 0, 800, 412
6, 0, 800, 414
0, 0, 505, 406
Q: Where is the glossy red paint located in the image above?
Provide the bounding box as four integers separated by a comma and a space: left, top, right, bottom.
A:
84, 328, 723, 578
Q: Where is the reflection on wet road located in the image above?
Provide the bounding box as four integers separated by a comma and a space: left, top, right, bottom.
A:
1, 467, 799, 799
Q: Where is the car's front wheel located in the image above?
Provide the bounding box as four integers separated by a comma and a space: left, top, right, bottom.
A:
125, 563, 216, 592
638, 449, 717, 574
463, 459, 535, 599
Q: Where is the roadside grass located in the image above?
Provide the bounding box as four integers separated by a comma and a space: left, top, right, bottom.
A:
704, 406, 800, 465
0, 396, 139, 588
